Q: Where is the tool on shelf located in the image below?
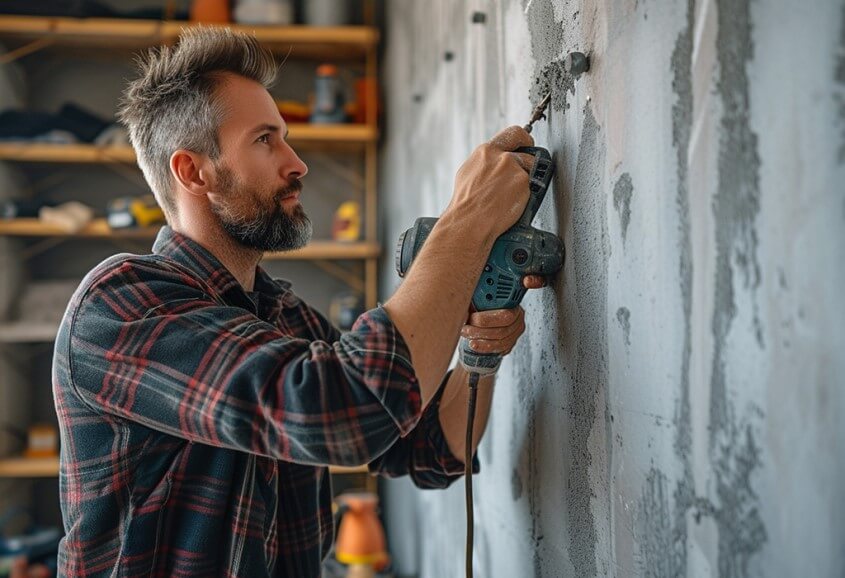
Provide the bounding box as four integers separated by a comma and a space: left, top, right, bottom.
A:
106, 195, 165, 230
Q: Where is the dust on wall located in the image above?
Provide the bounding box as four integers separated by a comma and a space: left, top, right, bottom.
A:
379, 1, 845, 576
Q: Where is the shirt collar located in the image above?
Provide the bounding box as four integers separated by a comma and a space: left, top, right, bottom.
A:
152, 226, 297, 309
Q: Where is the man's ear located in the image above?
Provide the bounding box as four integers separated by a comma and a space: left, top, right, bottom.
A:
170, 149, 213, 197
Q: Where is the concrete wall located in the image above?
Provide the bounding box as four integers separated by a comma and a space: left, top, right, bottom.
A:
378, 1, 845, 576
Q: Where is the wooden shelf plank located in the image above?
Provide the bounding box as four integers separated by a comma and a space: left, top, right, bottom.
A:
329, 465, 369, 475
264, 241, 381, 261
0, 218, 157, 238
0, 219, 381, 259
0, 456, 366, 478
0, 321, 60, 343
0, 142, 136, 163
0, 456, 59, 478
288, 124, 377, 143
0, 16, 378, 59
0, 126, 377, 163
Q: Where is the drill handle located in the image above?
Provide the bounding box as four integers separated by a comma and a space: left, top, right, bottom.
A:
459, 338, 502, 376
514, 146, 554, 228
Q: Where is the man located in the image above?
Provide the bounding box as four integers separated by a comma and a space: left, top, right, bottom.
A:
52, 27, 543, 577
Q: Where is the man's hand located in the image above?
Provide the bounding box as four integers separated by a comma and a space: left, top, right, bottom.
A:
460, 306, 526, 357
444, 126, 535, 242
460, 275, 546, 354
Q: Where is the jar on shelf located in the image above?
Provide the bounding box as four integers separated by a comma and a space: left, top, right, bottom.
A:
233, 0, 294, 25
310, 64, 348, 124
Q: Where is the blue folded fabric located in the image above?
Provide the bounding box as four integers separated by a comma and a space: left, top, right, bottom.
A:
0, 103, 109, 143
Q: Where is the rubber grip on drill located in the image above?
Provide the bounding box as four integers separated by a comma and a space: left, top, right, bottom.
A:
458, 338, 502, 376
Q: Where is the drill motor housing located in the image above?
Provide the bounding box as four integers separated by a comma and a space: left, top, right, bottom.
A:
395, 147, 564, 313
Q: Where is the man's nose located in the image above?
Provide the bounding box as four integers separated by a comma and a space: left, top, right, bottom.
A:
280, 143, 308, 181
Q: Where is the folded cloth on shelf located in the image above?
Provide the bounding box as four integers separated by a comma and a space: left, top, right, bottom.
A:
0, 1, 187, 19
0, 110, 54, 139
1, 198, 56, 219
38, 201, 94, 233
0, 103, 109, 143
93, 124, 130, 147
0, 0, 112, 18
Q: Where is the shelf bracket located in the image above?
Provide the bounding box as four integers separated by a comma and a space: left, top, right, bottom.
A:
309, 152, 365, 191
1, 37, 56, 65
110, 239, 156, 254
19, 236, 152, 263
103, 159, 147, 188
19, 237, 65, 262
312, 260, 365, 294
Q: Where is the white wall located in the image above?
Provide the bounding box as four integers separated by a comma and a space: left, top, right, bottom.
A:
378, 1, 845, 576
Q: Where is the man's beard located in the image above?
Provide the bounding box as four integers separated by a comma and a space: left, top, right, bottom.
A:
210, 166, 312, 252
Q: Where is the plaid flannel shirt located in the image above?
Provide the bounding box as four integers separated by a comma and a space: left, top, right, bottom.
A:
52, 226, 476, 577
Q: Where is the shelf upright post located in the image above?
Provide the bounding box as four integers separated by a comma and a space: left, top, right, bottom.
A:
364, 38, 379, 309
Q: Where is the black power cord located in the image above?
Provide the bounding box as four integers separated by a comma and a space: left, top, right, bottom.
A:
465, 371, 480, 578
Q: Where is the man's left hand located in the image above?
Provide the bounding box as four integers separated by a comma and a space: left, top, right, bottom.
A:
460, 306, 526, 356
459, 274, 546, 358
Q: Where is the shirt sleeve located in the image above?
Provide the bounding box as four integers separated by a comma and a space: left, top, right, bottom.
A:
367, 369, 481, 489
65, 257, 421, 468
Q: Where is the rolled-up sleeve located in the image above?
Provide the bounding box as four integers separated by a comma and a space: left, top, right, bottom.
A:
68, 257, 421, 468
368, 370, 481, 489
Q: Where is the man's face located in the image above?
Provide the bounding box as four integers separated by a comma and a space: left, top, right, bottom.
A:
208, 74, 311, 252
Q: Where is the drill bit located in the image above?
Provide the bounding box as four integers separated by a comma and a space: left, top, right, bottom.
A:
524, 92, 551, 134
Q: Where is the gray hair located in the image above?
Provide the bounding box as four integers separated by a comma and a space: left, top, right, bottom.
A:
117, 27, 278, 220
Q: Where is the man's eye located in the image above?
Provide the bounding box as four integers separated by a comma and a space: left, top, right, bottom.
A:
257, 134, 271, 144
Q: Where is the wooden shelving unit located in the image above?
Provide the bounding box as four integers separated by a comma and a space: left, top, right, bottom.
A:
0, 15, 382, 307
0, 12, 382, 494
0, 456, 368, 478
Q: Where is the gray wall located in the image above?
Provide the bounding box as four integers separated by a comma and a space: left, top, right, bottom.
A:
378, 1, 845, 576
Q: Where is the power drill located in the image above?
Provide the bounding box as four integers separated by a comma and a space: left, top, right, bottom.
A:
394, 144, 564, 577
394, 145, 564, 325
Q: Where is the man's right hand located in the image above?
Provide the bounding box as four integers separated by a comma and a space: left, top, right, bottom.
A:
444, 125, 536, 241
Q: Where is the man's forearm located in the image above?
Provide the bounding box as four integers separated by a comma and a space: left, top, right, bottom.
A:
437, 365, 496, 463
383, 212, 495, 405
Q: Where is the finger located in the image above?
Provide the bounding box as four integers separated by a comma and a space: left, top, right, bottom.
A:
462, 307, 525, 338
466, 306, 523, 329
511, 152, 536, 173
467, 323, 525, 354
488, 125, 534, 151
466, 338, 506, 354
461, 315, 525, 341
522, 275, 547, 289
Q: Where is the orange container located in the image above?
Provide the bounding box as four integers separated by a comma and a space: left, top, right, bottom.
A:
335, 492, 389, 571
354, 77, 379, 125
190, 0, 231, 23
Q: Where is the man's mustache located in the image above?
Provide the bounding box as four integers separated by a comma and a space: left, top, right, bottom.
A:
276, 178, 303, 200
